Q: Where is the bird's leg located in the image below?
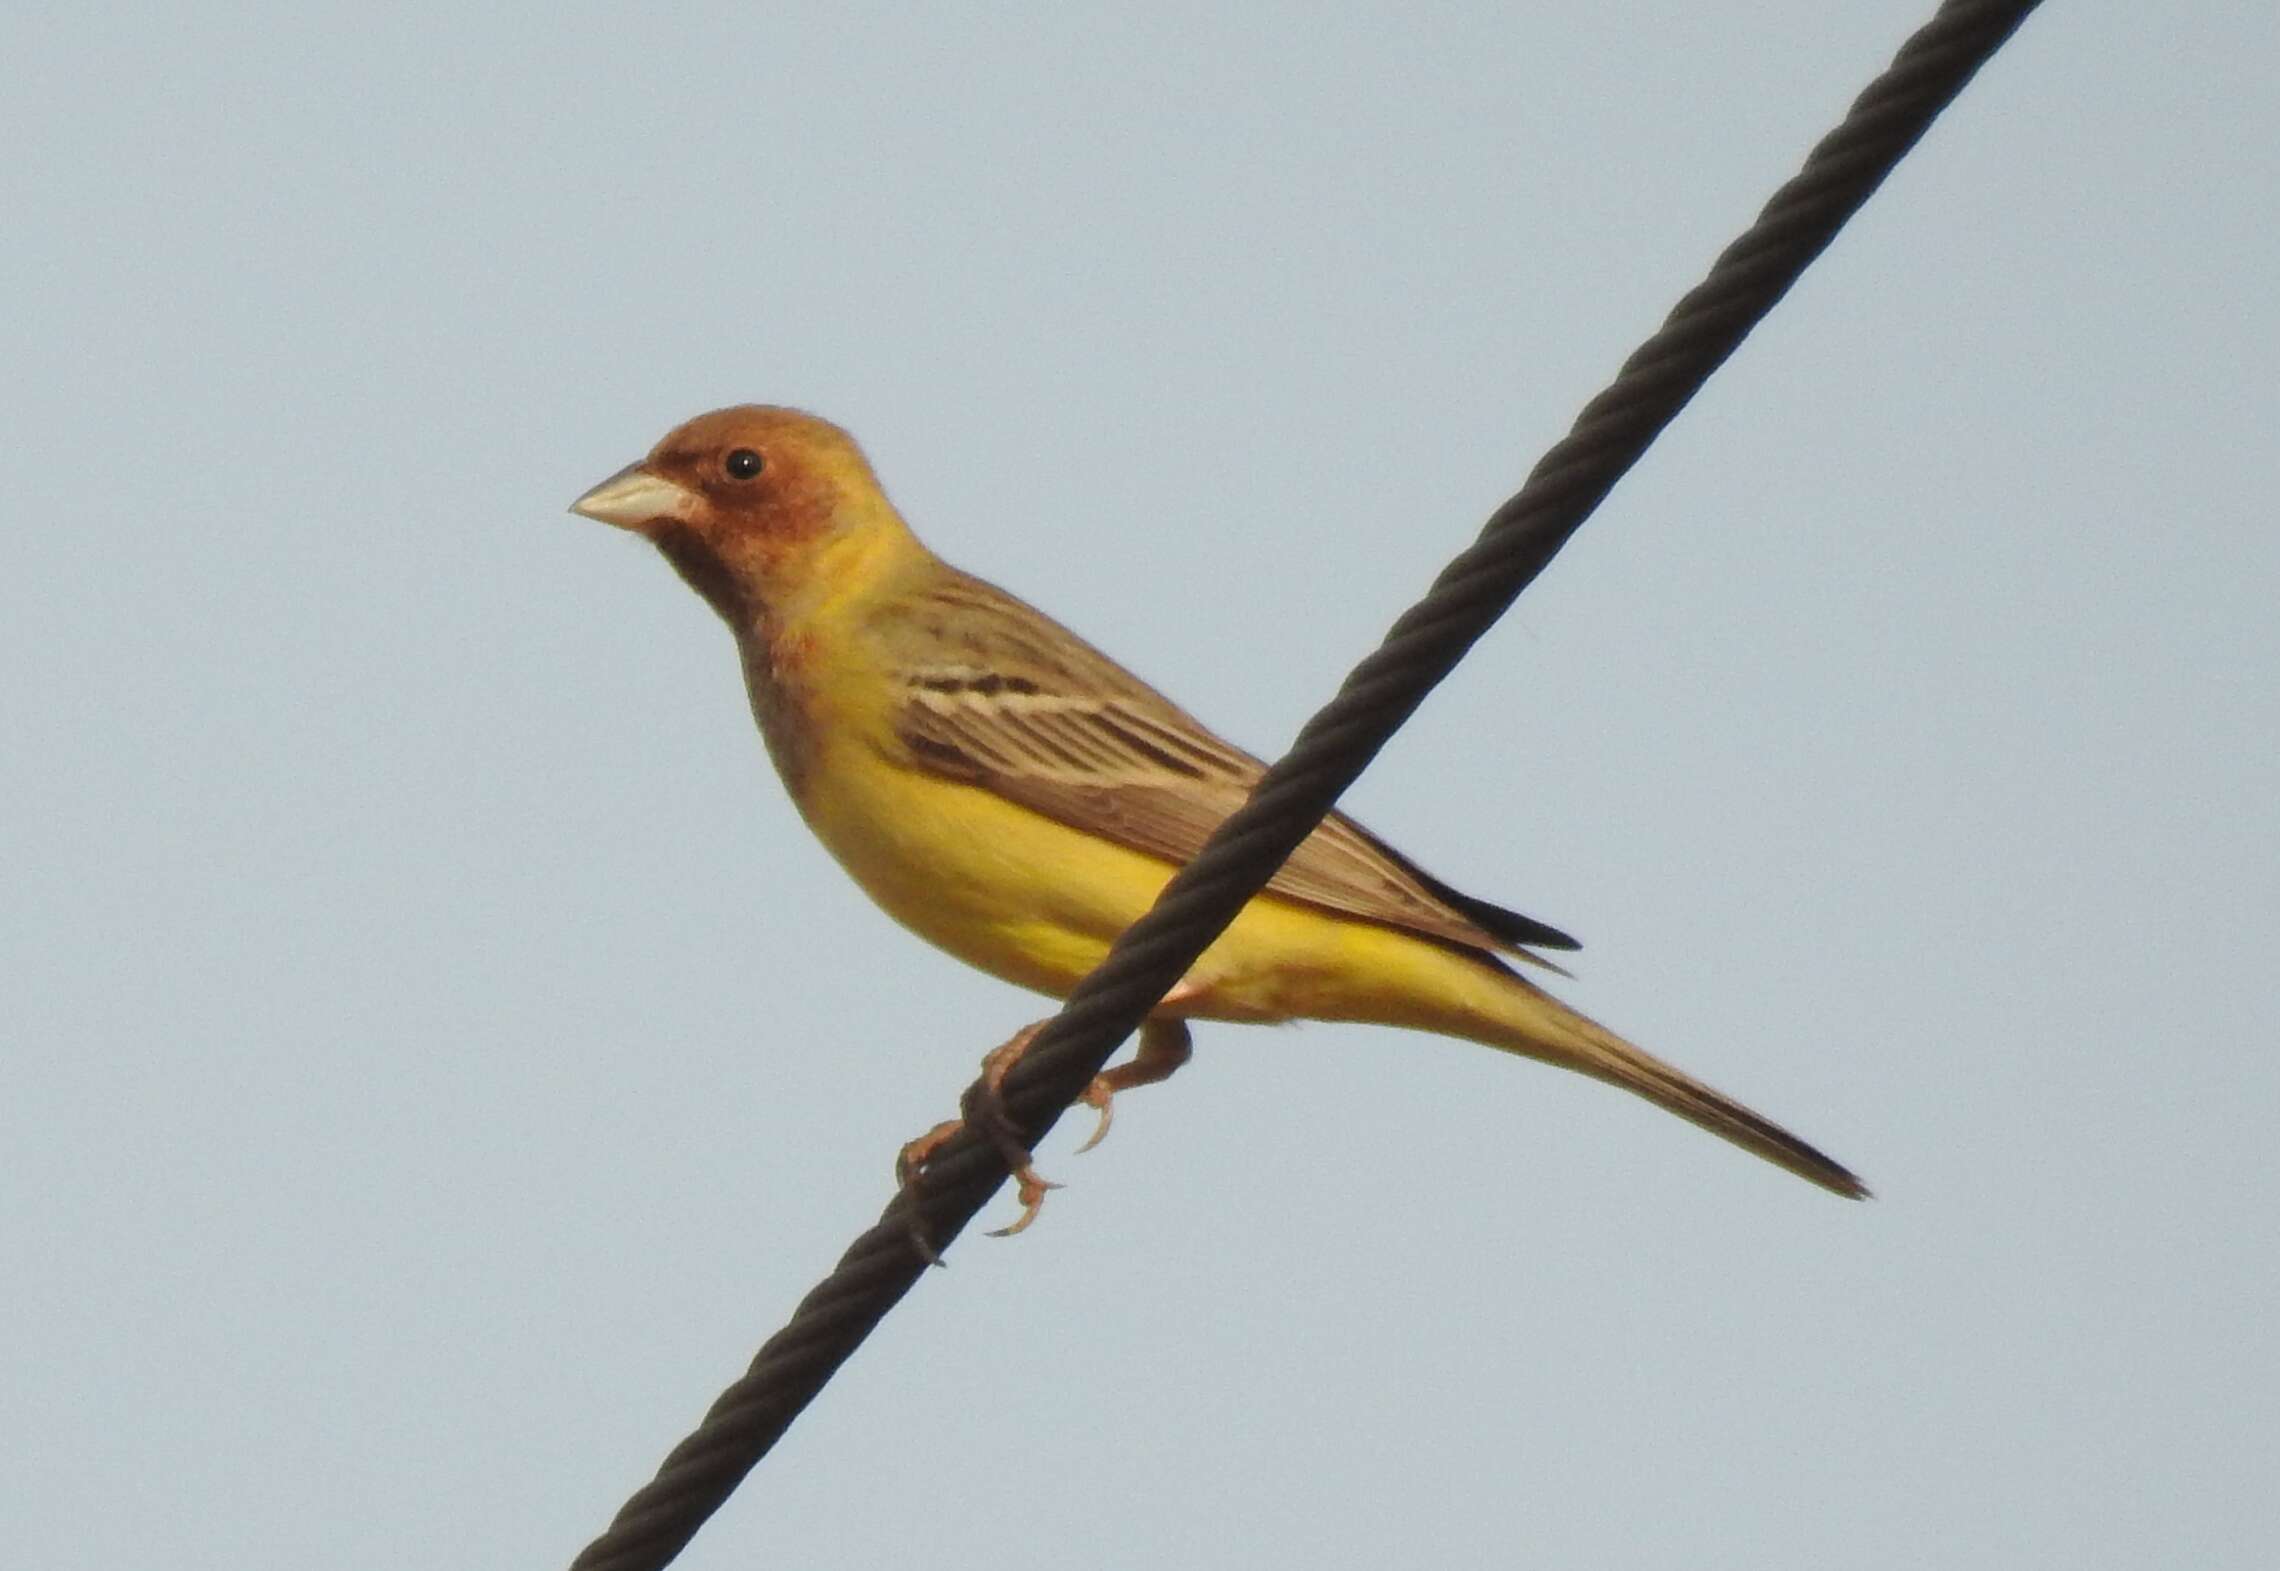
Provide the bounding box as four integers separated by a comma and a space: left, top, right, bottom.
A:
891, 1116, 959, 1266
895, 992, 1202, 1240
967, 1025, 1065, 1236
1074, 1016, 1194, 1154
894, 1023, 1064, 1240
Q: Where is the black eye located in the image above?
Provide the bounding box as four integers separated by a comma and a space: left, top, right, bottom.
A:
723, 448, 765, 480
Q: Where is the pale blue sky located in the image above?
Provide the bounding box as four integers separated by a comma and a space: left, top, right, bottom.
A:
5, 5, 2276, 1568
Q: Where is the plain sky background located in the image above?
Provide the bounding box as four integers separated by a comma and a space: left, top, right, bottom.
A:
5, 4, 2275, 1568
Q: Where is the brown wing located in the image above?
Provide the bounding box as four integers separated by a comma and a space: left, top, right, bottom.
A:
879, 570, 1578, 962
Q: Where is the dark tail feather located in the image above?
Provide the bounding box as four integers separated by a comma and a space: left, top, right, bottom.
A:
1486, 975, 1867, 1199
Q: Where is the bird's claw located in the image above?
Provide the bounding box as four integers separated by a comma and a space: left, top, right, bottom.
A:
895, 1119, 963, 1191
894, 1118, 964, 1265
897, 1019, 1177, 1236
960, 1030, 1053, 1168
896, 1024, 1073, 1240
1073, 1076, 1116, 1154
986, 1165, 1062, 1237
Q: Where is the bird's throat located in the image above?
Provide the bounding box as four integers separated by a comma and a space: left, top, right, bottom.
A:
649, 523, 754, 628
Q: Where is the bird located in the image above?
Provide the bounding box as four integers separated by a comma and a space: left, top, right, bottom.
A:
570, 405, 1866, 1232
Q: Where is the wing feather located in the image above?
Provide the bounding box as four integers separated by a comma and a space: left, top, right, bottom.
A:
881, 571, 1579, 960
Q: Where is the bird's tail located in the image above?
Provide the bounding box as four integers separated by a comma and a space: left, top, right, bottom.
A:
1457, 964, 1867, 1199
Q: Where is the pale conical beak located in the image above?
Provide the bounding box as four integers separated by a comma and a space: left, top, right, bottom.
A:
568, 463, 700, 530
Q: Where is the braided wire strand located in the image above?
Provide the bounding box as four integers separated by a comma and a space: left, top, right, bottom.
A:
568, 3, 2042, 1565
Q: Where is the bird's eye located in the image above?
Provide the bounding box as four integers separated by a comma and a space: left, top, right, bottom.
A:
723, 448, 765, 480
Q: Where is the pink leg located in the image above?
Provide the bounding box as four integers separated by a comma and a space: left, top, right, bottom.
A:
1074, 1016, 1195, 1154
896, 985, 1207, 1239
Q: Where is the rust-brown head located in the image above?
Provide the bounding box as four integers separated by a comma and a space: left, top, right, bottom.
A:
569, 405, 911, 627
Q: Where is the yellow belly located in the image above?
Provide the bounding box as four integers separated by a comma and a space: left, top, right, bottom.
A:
790, 734, 1505, 1034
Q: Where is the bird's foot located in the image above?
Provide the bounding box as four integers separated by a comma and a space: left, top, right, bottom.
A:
1072, 1016, 1193, 1158
894, 1024, 1063, 1245
893, 1117, 959, 1264
895, 1014, 1196, 1243
967, 1025, 1062, 1235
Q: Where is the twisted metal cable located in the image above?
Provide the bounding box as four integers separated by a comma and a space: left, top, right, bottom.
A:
567, 3, 2042, 1565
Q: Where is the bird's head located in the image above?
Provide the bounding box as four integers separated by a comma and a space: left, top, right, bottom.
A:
570, 405, 909, 626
